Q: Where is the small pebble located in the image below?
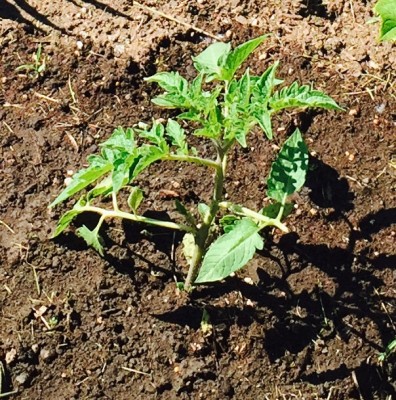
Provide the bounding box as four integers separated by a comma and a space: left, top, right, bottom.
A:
15, 372, 29, 385
375, 103, 385, 114
76, 41, 83, 50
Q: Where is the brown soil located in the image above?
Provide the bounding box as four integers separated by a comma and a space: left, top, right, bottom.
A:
1, 1, 395, 399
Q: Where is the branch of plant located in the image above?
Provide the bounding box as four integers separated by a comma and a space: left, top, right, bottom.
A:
163, 153, 219, 170
218, 201, 289, 233
184, 150, 227, 290
79, 204, 195, 233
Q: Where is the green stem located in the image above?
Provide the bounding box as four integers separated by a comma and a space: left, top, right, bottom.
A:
163, 153, 219, 169
218, 201, 289, 233
184, 149, 226, 290
80, 204, 194, 233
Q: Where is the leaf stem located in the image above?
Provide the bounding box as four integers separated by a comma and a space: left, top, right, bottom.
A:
80, 204, 194, 233
218, 201, 289, 233
164, 153, 219, 169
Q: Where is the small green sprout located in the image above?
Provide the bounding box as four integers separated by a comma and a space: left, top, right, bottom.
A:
16, 44, 47, 78
49, 36, 342, 291
379, 338, 396, 362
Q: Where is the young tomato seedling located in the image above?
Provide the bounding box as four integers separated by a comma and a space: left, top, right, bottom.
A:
49, 36, 342, 290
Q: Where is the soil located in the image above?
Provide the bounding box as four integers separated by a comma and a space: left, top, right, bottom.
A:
0, 0, 395, 399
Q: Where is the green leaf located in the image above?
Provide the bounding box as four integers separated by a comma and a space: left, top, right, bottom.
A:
195, 219, 264, 283
100, 127, 135, 152
166, 119, 188, 154
260, 202, 294, 220
139, 121, 167, 150
374, 0, 396, 41
127, 186, 144, 214
87, 175, 113, 200
151, 93, 190, 108
192, 42, 231, 82
49, 158, 112, 207
77, 225, 105, 256
267, 128, 309, 203
51, 197, 86, 238
194, 106, 222, 139
219, 215, 240, 233
270, 82, 343, 111
146, 72, 191, 108
222, 35, 268, 81
198, 203, 210, 223
252, 108, 273, 139
252, 62, 279, 103
112, 152, 139, 194
145, 71, 189, 93
132, 145, 166, 178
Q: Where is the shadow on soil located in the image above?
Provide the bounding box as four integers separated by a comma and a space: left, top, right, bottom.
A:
0, 0, 66, 33
152, 161, 396, 398
54, 158, 396, 398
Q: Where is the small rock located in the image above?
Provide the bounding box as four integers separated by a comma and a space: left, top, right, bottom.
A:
5, 348, 17, 364
76, 41, 83, 50
375, 103, 386, 114
40, 348, 51, 360
31, 344, 39, 353
114, 44, 125, 57
235, 15, 248, 24
15, 372, 29, 385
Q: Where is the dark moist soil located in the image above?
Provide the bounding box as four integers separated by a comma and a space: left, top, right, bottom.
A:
1, 1, 395, 399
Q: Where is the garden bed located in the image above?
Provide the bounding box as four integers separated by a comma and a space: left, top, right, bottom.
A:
0, 0, 395, 398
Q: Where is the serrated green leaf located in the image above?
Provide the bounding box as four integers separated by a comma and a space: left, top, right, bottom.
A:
270, 82, 343, 111
132, 145, 166, 178
235, 130, 248, 147
192, 42, 231, 82
194, 106, 222, 138
145, 71, 189, 93
49, 158, 112, 208
222, 35, 268, 81
100, 127, 135, 152
51, 197, 86, 238
195, 219, 263, 283
112, 152, 139, 194
139, 121, 167, 149
267, 128, 309, 203
166, 119, 188, 154
146, 72, 191, 108
87, 175, 113, 200
151, 94, 190, 108
374, 0, 396, 41
252, 62, 279, 103
77, 225, 104, 256
127, 186, 144, 214
252, 108, 273, 139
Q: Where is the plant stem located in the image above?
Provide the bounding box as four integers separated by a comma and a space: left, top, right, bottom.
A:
164, 153, 219, 170
184, 147, 227, 290
80, 204, 194, 233
218, 201, 289, 233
